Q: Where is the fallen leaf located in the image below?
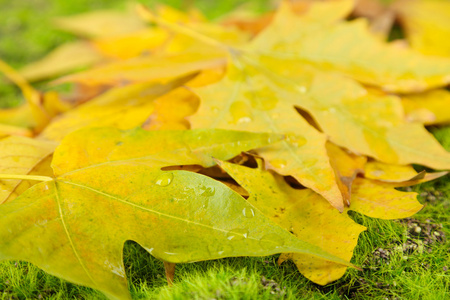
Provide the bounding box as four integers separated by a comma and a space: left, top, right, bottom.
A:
0, 124, 33, 137
326, 142, 366, 205
143, 87, 199, 130
402, 89, 450, 125
0, 135, 56, 204
0, 127, 353, 300
189, 12, 450, 212
249, 1, 450, 93
191, 61, 344, 211
365, 161, 425, 182
54, 52, 226, 87
350, 178, 423, 219
0, 60, 49, 132
277, 175, 424, 282
394, 0, 450, 56
39, 77, 191, 141
53, 9, 146, 38
365, 161, 448, 187
93, 28, 169, 60
19, 41, 103, 82
217, 159, 364, 285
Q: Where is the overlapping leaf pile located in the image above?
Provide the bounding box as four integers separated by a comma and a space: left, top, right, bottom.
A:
1, 0, 450, 299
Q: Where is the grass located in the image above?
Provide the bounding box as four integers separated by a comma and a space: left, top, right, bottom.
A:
1, 0, 449, 299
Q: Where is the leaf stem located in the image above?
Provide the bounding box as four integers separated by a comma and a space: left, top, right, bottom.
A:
0, 174, 53, 181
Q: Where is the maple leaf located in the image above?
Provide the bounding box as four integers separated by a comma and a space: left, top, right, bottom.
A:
217, 158, 422, 284
38, 78, 191, 142
248, 1, 450, 93
187, 0, 450, 210
0, 127, 354, 300
1, 0, 449, 294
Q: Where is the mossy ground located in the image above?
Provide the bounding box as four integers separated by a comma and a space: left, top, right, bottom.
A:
1, 0, 449, 299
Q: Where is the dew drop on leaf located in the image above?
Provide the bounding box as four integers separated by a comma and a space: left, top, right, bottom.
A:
155, 172, 174, 187
226, 228, 249, 241
238, 117, 252, 123
229, 101, 252, 124
207, 243, 234, 256
297, 86, 307, 94
199, 185, 215, 197
242, 207, 255, 218
271, 159, 287, 169
214, 244, 234, 256
288, 135, 307, 148
371, 169, 385, 176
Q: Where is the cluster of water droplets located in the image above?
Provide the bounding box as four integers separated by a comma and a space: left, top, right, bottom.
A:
152, 172, 286, 259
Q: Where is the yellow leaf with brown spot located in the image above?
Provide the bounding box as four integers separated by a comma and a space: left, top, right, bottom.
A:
350, 178, 423, 219
326, 142, 366, 205
218, 159, 365, 285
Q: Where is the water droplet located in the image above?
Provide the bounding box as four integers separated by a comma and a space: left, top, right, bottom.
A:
297, 86, 307, 94
144, 247, 154, 254
199, 185, 215, 197
303, 158, 318, 168
155, 172, 174, 187
226, 228, 249, 241
271, 159, 287, 169
287, 135, 307, 148
229, 101, 253, 124
218, 244, 234, 255
208, 243, 234, 256
371, 169, 385, 177
238, 117, 252, 123
211, 107, 219, 114
259, 233, 285, 250
271, 113, 280, 119
329, 107, 336, 113
242, 207, 255, 218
